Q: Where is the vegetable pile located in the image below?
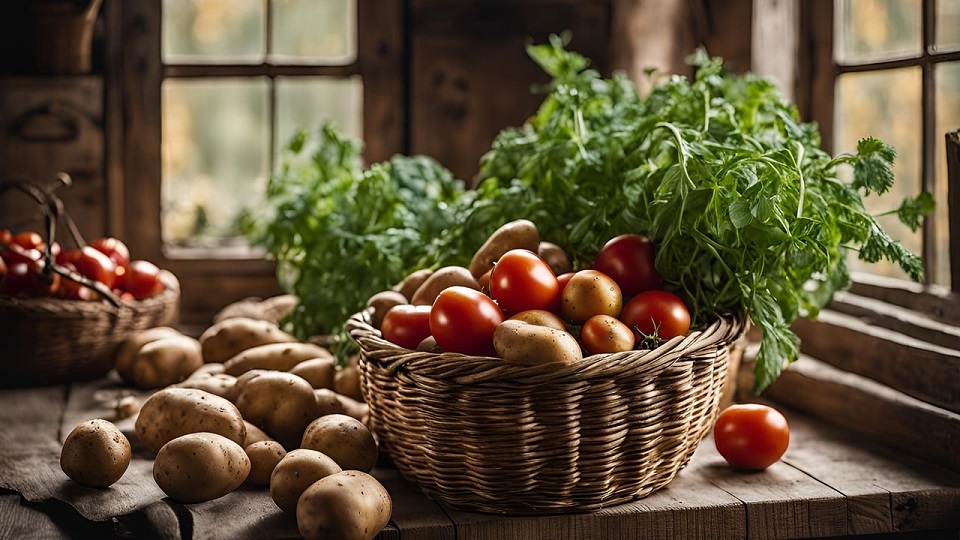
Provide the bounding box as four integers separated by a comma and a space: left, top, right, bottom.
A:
249, 36, 931, 392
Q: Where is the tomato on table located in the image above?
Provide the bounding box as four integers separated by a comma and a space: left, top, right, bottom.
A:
592, 234, 662, 297
714, 403, 790, 470
619, 289, 691, 342
380, 304, 432, 350
430, 286, 504, 356
488, 249, 560, 315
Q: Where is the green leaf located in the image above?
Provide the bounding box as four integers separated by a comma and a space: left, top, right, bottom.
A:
852, 137, 897, 195
896, 191, 935, 232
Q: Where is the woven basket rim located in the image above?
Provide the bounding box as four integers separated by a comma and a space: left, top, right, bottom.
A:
346, 309, 746, 385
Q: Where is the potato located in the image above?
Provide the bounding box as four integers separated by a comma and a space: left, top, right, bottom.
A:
297, 470, 392, 540
392, 268, 432, 302
242, 420, 275, 447
60, 419, 131, 488
188, 362, 226, 378
365, 290, 408, 329
300, 414, 378, 473
313, 388, 348, 417
199, 317, 299, 364
135, 388, 247, 455
114, 327, 182, 384
129, 334, 204, 389
153, 432, 250, 503
290, 357, 337, 390
333, 364, 364, 403
173, 373, 237, 398
223, 342, 334, 377
113, 395, 141, 420
213, 294, 297, 325
468, 219, 540, 279
336, 394, 370, 424
234, 371, 320, 449
416, 335, 441, 352
409, 266, 479, 306
508, 309, 568, 331
493, 319, 584, 365
223, 369, 269, 404
244, 440, 286, 487
537, 241, 573, 275
560, 269, 623, 324
270, 449, 342, 514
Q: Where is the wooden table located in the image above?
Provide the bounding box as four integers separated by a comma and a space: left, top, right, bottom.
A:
1, 379, 959, 540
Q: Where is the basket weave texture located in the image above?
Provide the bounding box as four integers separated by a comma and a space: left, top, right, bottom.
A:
0, 271, 180, 387
347, 310, 746, 514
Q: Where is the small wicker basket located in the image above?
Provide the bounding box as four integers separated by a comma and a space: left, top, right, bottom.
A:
0, 175, 180, 387
346, 309, 746, 514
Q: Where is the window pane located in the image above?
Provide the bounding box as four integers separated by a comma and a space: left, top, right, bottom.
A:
935, 0, 960, 52
162, 79, 269, 246
275, 76, 363, 160
271, 0, 356, 62
835, 0, 921, 63
162, 0, 264, 63
835, 68, 923, 280
935, 62, 960, 286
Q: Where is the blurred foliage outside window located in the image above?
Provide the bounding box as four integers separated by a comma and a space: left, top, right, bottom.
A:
161, 0, 360, 248
834, 0, 959, 286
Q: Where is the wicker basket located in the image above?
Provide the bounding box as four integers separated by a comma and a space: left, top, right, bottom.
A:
346, 309, 746, 514
0, 175, 181, 387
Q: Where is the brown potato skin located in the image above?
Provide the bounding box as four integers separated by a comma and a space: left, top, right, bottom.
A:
392, 268, 433, 302
508, 309, 568, 331
493, 320, 584, 365
365, 290, 408, 329
60, 419, 131, 488
300, 414, 378, 473
234, 371, 320, 449
290, 357, 337, 390
129, 335, 204, 389
409, 266, 479, 306
297, 470, 392, 540
560, 269, 623, 324
270, 449, 342, 514
223, 342, 334, 377
468, 219, 540, 279
199, 317, 299, 364
153, 432, 250, 503
333, 364, 365, 403
244, 440, 287, 486
135, 388, 247, 455
537, 241, 573, 276
114, 327, 182, 384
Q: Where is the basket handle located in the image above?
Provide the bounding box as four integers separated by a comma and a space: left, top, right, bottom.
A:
0, 174, 122, 307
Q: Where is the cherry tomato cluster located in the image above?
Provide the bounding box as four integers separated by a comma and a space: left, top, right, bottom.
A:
0, 229, 165, 301
381, 233, 693, 359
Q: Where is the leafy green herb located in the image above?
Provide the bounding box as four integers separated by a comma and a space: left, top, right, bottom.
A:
243, 124, 466, 350
435, 35, 931, 392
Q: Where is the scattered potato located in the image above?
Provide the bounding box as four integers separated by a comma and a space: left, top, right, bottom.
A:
242, 420, 275, 447
223, 342, 334, 377
409, 266, 479, 306
297, 470, 392, 540
212, 294, 297, 325
173, 373, 237, 398
135, 388, 247, 455
290, 357, 337, 390
493, 319, 584, 365
199, 317, 299, 364
129, 334, 204, 389
365, 290, 408, 329
314, 388, 348, 417
335, 393, 370, 424
392, 268, 433, 302
188, 363, 227, 378
270, 449, 342, 514
537, 241, 573, 276
153, 432, 250, 503
244, 440, 286, 487
300, 414, 378, 473
234, 371, 320, 449
333, 364, 364, 403
113, 396, 140, 420
60, 419, 131, 488
114, 327, 183, 384
468, 219, 540, 279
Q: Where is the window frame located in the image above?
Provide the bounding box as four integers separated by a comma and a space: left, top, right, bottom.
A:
106, 0, 405, 324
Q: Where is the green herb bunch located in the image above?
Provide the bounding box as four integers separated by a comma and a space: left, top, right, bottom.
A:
433, 35, 932, 391
243, 123, 466, 346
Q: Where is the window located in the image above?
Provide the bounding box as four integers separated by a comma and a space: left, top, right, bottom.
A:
109, 0, 404, 323
799, 0, 960, 291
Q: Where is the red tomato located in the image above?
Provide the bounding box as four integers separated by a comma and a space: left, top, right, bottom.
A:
593, 234, 662, 297
619, 290, 691, 342
489, 249, 560, 315
430, 286, 504, 356
714, 404, 790, 470
90, 237, 131, 271
0, 260, 59, 297
11, 231, 45, 252
122, 260, 164, 300
58, 246, 118, 289
0, 255, 5, 281
56, 262, 100, 301
556, 272, 574, 294
1, 243, 42, 267
380, 304, 433, 350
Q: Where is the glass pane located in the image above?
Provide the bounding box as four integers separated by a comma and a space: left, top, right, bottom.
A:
162, 0, 264, 63
935, 62, 960, 286
162, 79, 269, 246
935, 0, 960, 52
835, 68, 923, 280
835, 0, 921, 63
275, 76, 363, 160
271, 0, 356, 62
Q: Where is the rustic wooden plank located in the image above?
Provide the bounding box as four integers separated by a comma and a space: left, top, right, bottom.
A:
358, 0, 406, 164
759, 354, 960, 475
752, 0, 798, 101
847, 274, 960, 326
948, 130, 960, 292
828, 291, 960, 350
373, 466, 454, 540
792, 310, 960, 414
